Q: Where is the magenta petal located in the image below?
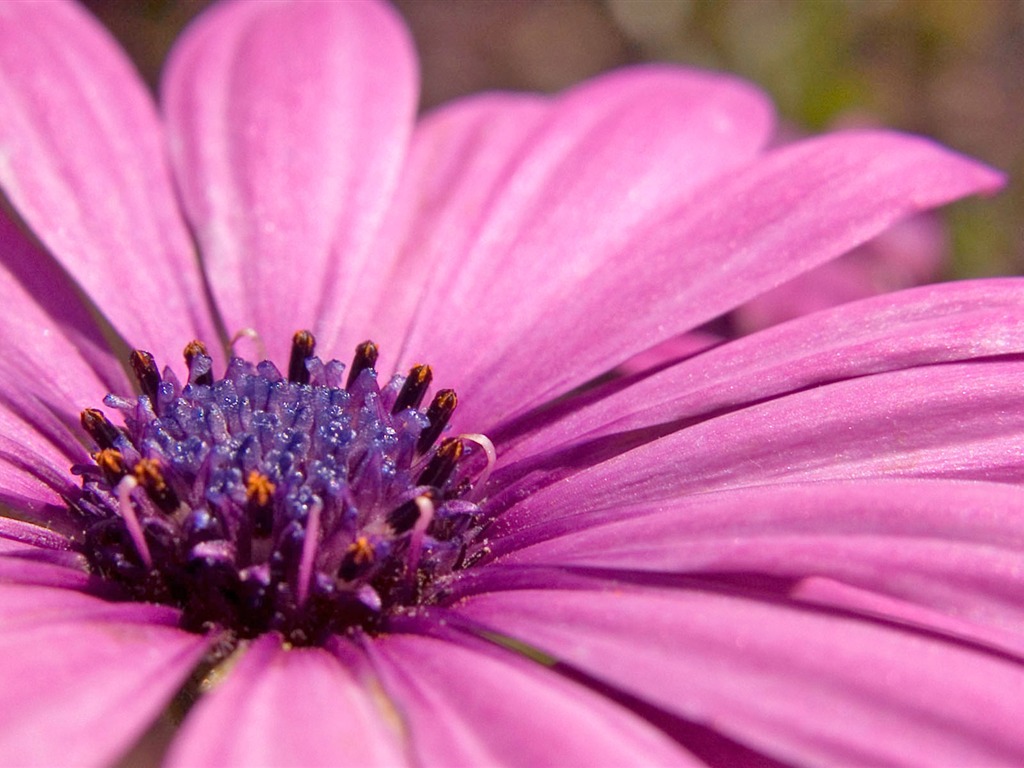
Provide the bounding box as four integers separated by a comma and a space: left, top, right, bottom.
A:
456, 587, 1024, 765
167, 634, 404, 767
163, 0, 417, 365
495, 358, 1024, 536
389, 66, 774, 427
370, 632, 697, 766
0, 522, 87, 589
347, 92, 550, 358
0, 584, 208, 767
0, 2, 218, 362
500, 478, 1024, 651
501, 277, 1024, 461
448, 131, 1002, 430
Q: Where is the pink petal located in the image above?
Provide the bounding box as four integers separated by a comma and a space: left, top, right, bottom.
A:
733, 213, 946, 333
163, 0, 418, 366
0, 584, 209, 767
0, 211, 130, 517
381, 66, 771, 372
495, 359, 1024, 536
0, 2, 218, 363
370, 632, 697, 766
166, 633, 404, 767
455, 587, 1024, 765
348, 92, 551, 358
447, 131, 1002, 431
0, 521, 87, 589
498, 478, 1024, 652
498, 277, 1024, 470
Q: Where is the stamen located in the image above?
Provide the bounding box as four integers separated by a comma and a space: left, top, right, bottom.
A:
288, 330, 316, 385
129, 350, 162, 408
80, 409, 121, 450
339, 537, 375, 581
347, 340, 379, 388
392, 364, 433, 414
245, 471, 275, 537
115, 476, 152, 568
183, 340, 214, 386
386, 497, 421, 534
417, 437, 463, 489
94, 448, 126, 483
296, 498, 323, 606
458, 433, 497, 499
405, 494, 435, 591
230, 327, 266, 360
417, 389, 457, 454
132, 458, 179, 513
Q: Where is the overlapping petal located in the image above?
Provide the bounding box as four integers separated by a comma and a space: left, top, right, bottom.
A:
492, 359, 1024, 538
0, 584, 208, 767
498, 277, 1024, 462
0, 1, 218, 363
428, 130, 1002, 429
163, 0, 418, 365
0, 211, 127, 517
370, 632, 696, 766
166, 634, 404, 767
494, 478, 1024, 654
386, 66, 773, 384
455, 586, 1024, 765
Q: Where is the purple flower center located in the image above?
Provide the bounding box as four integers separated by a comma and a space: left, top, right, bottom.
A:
70, 332, 493, 646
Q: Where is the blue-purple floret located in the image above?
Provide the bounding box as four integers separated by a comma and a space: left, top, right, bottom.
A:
72, 343, 485, 645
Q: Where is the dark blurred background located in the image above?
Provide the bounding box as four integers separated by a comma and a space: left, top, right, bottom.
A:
84, 0, 1024, 279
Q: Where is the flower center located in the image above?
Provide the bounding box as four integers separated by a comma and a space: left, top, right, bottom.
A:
70, 332, 494, 646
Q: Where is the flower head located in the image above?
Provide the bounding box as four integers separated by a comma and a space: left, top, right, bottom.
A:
0, 1, 1021, 766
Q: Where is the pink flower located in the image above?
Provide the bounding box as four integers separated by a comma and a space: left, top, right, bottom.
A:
0, 1, 1019, 766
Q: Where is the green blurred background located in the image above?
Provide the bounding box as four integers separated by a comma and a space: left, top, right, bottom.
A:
85, 0, 1024, 279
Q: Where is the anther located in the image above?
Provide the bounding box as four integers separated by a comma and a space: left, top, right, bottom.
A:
94, 448, 126, 483
81, 409, 122, 451
392, 364, 433, 414
183, 340, 213, 386
339, 536, 375, 581
386, 497, 422, 534
417, 437, 463, 489
130, 350, 162, 405
288, 330, 316, 385
245, 471, 275, 537
417, 389, 458, 454
346, 340, 378, 388
132, 458, 179, 513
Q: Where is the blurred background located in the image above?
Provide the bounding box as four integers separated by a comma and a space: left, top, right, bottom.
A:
84, 0, 1024, 279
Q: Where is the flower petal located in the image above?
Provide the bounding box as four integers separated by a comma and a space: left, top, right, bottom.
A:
0, 522, 88, 589
455, 586, 1024, 765
0, 1, 218, 361
498, 277, 1024, 463
385, 66, 774, 428
0, 209, 132, 518
166, 633, 404, 768
497, 478, 1024, 654
163, 0, 418, 365
448, 131, 1001, 430
370, 631, 698, 766
347, 92, 551, 358
494, 359, 1024, 537
0, 584, 208, 767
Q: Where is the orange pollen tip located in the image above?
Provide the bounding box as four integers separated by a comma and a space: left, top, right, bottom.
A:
94, 448, 125, 476
183, 340, 208, 362
246, 471, 275, 507
347, 536, 375, 565
133, 458, 167, 491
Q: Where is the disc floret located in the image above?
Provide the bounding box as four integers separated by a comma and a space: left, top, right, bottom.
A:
72, 332, 491, 645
